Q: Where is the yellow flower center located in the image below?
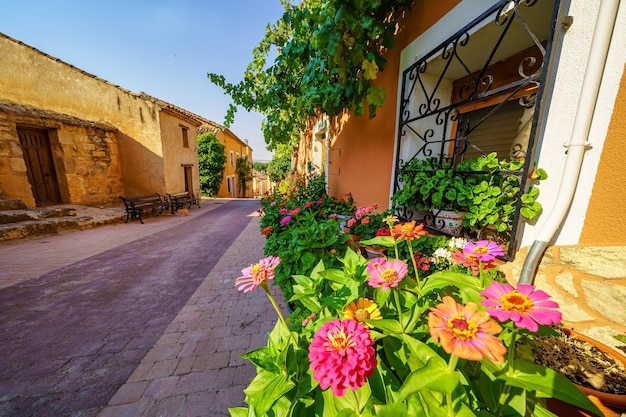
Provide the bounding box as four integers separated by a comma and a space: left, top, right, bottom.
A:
355, 309, 371, 322
381, 268, 398, 283
401, 224, 413, 234
501, 293, 533, 313
447, 313, 478, 340
474, 245, 488, 255
328, 328, 356, 351
250, 264, 267, 281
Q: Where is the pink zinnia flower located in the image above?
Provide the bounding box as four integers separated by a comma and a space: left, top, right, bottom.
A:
280, 216, 292, 226
429, 296, 507, 364
302, 312, 316, 327
305, 201, 314, 208
347, 218, 356, 227
367, 259, 408, 290
464, 240, 504, 262
235, 256, 281, 293
480, 281, 562, 332
366, 258, 386, 274
361, 217, 370, 224
279, 208, 288, 215
308, 319, 377, 396
289, 207, 300, 215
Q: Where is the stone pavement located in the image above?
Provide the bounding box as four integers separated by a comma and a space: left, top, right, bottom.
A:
0, 199, 285, 417
96, 211, 280, 417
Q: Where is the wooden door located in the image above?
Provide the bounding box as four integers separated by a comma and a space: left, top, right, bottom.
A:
184, 166, 193, 193
17, 128, 61, 206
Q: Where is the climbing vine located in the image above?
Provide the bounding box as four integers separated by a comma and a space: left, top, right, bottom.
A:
207, 0, 412, 150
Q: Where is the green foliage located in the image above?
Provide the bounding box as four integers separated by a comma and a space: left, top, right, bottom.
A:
253, 161, 269, 172
197, 133, 226, 196
208, 0, 413, 150
236, 156, 254, 197
259, 173, 356, 300
392, 153, 548, 244
233, 228, 601, 416
267, 154, 292, 183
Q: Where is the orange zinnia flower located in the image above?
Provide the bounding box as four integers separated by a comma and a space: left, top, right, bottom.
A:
429, 296, 507, 364
392, 220, 427, 241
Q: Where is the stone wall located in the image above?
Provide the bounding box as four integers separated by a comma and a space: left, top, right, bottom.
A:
501, 246, 626, 353
0, 102, 124, 206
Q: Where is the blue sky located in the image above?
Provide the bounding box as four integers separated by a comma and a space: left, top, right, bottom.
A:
0, 0, 285, 161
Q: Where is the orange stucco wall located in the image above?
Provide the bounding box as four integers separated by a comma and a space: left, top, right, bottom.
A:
579, 64, 626, 245
326, 0, 462, 210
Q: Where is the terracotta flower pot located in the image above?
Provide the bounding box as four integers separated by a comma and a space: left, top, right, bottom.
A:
546, 329, 626, 417
364, 245, 387, 259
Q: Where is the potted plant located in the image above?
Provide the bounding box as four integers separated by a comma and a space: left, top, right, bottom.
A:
393, 158, 475, 236
392, 157, 438, 222
463, 152, 547, 242
534, 327, 626, 416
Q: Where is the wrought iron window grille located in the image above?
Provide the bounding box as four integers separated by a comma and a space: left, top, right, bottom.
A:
393, 0, 562, 259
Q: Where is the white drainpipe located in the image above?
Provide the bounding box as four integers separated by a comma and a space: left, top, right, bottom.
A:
519, 0, 621, 285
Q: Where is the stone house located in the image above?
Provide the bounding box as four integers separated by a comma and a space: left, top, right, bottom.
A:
198, 121, 254, 198
0, 32, 206, 208
294, 0, 626, 347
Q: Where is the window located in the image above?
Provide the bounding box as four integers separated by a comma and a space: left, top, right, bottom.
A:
393, 0, 561, 259
181, 126, 189, 148
230, 151, 234, 167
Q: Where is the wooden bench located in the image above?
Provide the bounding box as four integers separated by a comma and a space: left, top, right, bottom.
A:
167, 191, 200, 214
119, 193, 169, 224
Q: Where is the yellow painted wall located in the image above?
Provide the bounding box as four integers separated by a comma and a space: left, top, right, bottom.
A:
579, 64, 626, 245
213, 129, 253, 198
324, 0, 462, 209
159, 111, 200, 196
0, 33, 203, 205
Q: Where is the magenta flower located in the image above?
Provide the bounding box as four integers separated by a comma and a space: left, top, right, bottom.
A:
367, 259, 408, 290
289, 207, 300, 215
308, 319, 377, 396
305, 201, 314, 208
235, 256, 281, 293
279, 208, 288, 215
280, 216, 292, 226
480, 281, 562, 332
464, 240, 504, 262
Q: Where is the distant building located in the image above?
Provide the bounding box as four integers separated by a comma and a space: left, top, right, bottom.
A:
0, 31, 236, 207
197, 122, 253, 198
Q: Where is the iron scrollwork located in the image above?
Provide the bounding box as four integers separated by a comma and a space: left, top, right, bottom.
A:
393, 0, 561, 259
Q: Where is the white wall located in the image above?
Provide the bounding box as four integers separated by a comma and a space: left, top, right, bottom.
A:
527, 0, 626, 246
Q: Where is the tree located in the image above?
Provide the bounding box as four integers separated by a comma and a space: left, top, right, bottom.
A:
253, 161, 269, 172
207, 0, 412, 150
197, 133, 226, 196
236, 156, 254, 197
266, 154, 292, 183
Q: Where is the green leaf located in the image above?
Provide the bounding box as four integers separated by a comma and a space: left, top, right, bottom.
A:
420, 271, 484, 297
360, 236, 395, 247
397, 358, 460, 400
486, 359, 603, 416
371, 319, 403, 334
244, 370, 295, 416
227, 407, 248, 417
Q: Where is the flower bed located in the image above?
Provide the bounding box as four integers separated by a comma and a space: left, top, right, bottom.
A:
238, 176, 603, 417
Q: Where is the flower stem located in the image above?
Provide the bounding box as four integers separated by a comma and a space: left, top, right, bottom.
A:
446, 355, 459, 417
262, 283, 296, 344
393, 289, 404, 331
407, 240, 421, 287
